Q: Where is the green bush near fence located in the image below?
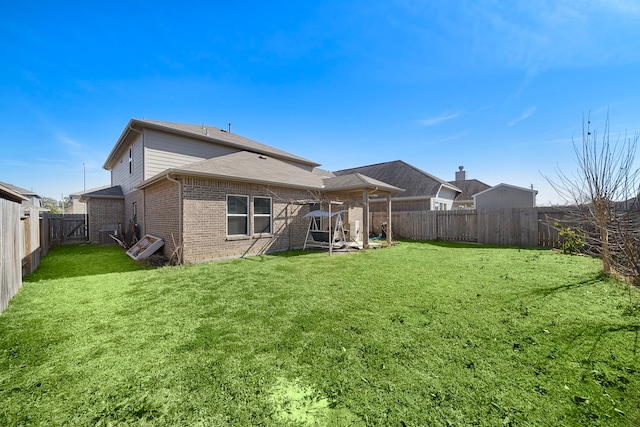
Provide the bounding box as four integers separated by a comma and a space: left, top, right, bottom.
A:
1, 242, 639, 426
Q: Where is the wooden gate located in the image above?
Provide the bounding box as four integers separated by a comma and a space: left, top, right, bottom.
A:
48, 214, 87, 245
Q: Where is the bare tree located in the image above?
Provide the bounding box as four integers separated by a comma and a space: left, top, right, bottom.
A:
547, 114, 640, 285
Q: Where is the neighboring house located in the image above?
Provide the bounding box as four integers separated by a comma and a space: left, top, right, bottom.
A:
68, 185, 110, 214
81, 185, 125, 244
84, 119, 402, 262
473, 183, 537, 209
448, 166, 491, 209
0, 181, 42, 208
0, 183, 28, 204
333, 160, 461, 211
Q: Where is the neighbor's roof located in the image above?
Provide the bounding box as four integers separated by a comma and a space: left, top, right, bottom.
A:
137, 151, 403, 194
473, 183, 538, 198
0, 181, 41, 198
334, 160, 460, 198
103, 119, 320, 170
0, 183, 28, 203
448, 178, 491, 202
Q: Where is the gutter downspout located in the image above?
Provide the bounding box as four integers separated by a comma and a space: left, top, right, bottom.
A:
127, 125, 145, 236
166, 173, 183, 264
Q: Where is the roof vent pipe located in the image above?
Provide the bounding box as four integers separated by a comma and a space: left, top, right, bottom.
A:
228, 123, 231, 133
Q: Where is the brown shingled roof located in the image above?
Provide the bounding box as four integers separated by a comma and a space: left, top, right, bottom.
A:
137, 151, 403, 194
104, 119, 319, 170
334, 160, 459, 198
80, 185, 124, 200
448, 178, 491, 202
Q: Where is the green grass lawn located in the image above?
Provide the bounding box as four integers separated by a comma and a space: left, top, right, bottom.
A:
1, 242, 639, 426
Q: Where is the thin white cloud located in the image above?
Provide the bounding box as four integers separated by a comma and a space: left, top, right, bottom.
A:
417, 112, 460, 127
436, 131, 470, 143
511, 67, 543, 99
508, 106, 537, 126
57, 135, 83, 149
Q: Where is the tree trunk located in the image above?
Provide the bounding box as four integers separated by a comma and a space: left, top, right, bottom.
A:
600, 226, 611, 274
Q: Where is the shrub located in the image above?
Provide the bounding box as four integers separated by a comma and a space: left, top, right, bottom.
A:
555, 222, 585, 254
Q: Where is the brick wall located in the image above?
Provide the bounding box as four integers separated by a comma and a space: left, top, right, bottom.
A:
87, 198, 124, 244
140, 177, 371, 263
179, 178, 313, 263
143, 179, 180, 261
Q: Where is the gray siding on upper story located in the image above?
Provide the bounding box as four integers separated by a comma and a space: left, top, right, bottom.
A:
110, 125, 320, 194
111, 134, 144, 195
474, 184, 536, 209
144, 129, 238, 179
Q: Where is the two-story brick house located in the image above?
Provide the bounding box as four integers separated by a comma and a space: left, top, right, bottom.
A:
83, 119, 401, 263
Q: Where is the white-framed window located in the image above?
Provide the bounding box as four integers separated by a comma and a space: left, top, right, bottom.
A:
128, 147, 133, 174
227, 195, 249, 236
253, 196, 272, 234
433, 201, 447, 211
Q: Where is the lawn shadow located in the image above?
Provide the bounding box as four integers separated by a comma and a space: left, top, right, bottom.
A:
269, 247, 361, 258
560, 321, 640, 361
529, 272, 611, 298
411, 240, 546, 251
262, 249, 311, 258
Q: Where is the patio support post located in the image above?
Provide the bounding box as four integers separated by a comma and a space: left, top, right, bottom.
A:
386, 193, 392, 243
329, 201, 332, 256
363, 190, 370, 249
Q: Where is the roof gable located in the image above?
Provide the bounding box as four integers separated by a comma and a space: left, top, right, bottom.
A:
449, 179, 491, 201
473, 183, 538, 198
334, 160, 459, 198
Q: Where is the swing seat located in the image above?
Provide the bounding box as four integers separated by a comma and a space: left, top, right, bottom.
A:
303, 209, 348, 250
310, 230, 331, 243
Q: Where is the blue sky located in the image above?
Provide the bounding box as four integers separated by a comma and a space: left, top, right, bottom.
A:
2, 1, 639, 205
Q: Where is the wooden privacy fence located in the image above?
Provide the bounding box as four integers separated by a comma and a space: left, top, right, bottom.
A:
22, 207, 41, 277
1, 209, 87, 314
1, 203, 42, 314
1, 199, 23, 313
371, 207, 569, 248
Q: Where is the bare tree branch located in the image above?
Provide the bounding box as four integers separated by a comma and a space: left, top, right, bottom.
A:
544, 113, 640, 285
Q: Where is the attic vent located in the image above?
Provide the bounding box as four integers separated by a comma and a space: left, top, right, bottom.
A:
258, 155, 267, 159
